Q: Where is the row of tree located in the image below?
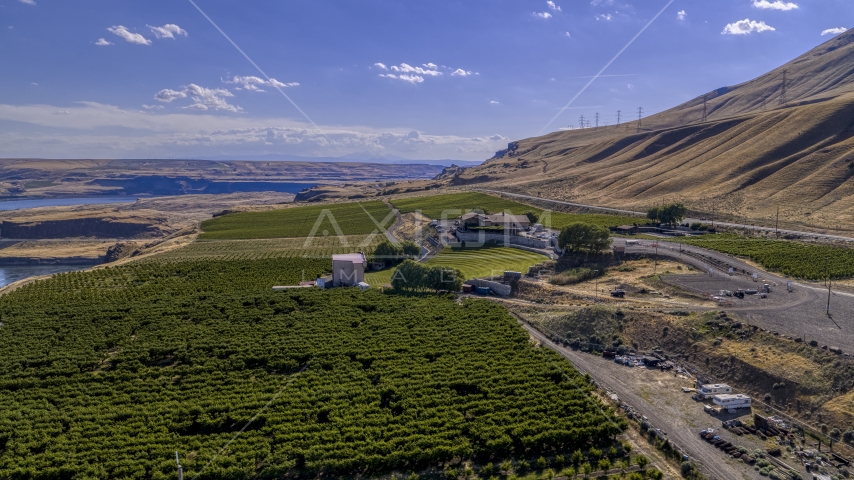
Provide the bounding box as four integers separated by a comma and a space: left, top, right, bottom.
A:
371, 240, 421, 263
646, 203, 687, 226
558, 223, 612, 253
391, 260, 464, 292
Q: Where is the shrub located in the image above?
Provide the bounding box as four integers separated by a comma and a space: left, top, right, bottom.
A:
517, 460, 530, 472
444, 467, 458, 479
499, 460, 512, 473
481, 462, 494, 475
844, 430, 854, 444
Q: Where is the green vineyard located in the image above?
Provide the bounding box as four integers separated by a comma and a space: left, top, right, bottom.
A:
200, 201, 393, 240
366, 245, 547, 286
0, 258, 623, 479
391, 192, 641, 229
679, 234, 854, 280
154, 236, 385, 261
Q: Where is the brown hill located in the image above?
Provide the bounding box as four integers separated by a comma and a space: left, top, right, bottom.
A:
450, 29, 854, 231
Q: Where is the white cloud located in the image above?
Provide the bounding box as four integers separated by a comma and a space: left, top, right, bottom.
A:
373, 62, 388, 70
423, 63, 438, 69
533, 12, 552, 19
95, 38, 113, 46
590, 0, 613, 4
379, 73, 424, 84
822, 27, 848, 36
752, 0, 798, 11
451, 69, 473, 76
223, 75, 298, 92
154, 89, 187, 103
490, 101, 500, 104
627, 83, 634, 90
147, 24, 188, 39
142, 104, 164, 110
18, 0, 36, 5
30, 83, 38, 86
677, 10, 687, 20
565, 32, 572, 38
722, 19, 775, 35
547, 1, 561, 11
153, 84, 241, 112
596, 14, 612, 21
184, 84, 241, 112
390, 63, 441, 76
107, 25, 152, 45
0, 102, 510, 160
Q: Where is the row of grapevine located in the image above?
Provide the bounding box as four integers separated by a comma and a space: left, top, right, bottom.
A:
680, 234, 854, 279
0, 257, 623, 479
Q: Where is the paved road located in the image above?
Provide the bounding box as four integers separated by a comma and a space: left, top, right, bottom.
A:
520, 319, 750, 480
472, 189, 854, 242
616, 238, 854, 352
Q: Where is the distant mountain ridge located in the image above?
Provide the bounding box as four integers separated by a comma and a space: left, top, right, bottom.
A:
446, 29, 854, 228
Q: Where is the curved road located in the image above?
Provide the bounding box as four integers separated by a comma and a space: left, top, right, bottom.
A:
616, 238, 854, 352
472, 188, 854, 242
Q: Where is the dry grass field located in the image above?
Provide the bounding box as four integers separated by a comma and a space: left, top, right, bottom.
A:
443, 30, 854, 232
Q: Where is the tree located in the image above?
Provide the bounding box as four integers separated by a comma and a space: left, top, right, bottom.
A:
659, 203, 687, 226
426, 266, 464, 292
571, 449, 584, 466
580, 462, 592, 476
524, 211, 539, 224
374, 240, 404, 262
646, 207, 661, 223
647, 469, 663, 480
537, 456, 548, 469
635, 454, 649, 471
391, 260, 425, 291
558, 223, 612, 254
597, 458, 611, 471
400, 241, 421, 258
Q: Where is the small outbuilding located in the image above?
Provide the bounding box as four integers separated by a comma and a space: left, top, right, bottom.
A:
332, 252, 367, 287
615, 225, 639, 235
713, 393, 752, 410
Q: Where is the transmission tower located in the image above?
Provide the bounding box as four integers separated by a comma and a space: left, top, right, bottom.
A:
595, 112, 600, 128
702, 94, 708, 122
579, 115, 586, 129
616, 110, 622, 125
779, 69, 788, 105
637, 107, 643, 133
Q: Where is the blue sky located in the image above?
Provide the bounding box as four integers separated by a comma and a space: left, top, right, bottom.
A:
0, 0, 850, 160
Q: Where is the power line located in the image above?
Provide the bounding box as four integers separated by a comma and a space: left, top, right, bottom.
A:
637, 107, 643, 133
616, 110, 622, 125
579, 114, 586, 129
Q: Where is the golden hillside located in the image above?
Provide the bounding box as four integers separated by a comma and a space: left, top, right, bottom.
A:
449, 29, 854, 230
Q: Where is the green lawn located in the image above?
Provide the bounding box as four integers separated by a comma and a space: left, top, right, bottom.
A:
391, 192, 641, 229
199, 201, 393, 240
365, 245, 547, 286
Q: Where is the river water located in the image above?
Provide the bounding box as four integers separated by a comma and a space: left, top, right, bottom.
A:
0, 196, 139, 211
0, 264, 96, 289
0, 196, 138, 288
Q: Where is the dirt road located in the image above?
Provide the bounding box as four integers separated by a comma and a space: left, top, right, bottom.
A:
521, 320, 759, 480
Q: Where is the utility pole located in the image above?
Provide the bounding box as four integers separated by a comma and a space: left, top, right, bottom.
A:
775, 206, 779, 238
780, 70, 788, 106
595, 112, 600, 128
637, 107, 643, 133
594, 270, 599, 303
176, 452, 184, 480
702, 94, 708, 122
616, 110, 622, 125
826, 257, 832, 315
